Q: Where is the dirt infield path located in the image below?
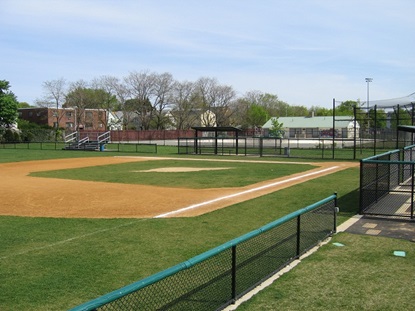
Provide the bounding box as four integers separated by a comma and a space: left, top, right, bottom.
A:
0, 157, 358, 218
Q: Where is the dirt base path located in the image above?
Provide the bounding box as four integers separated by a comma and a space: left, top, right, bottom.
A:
0, 156, 358, 218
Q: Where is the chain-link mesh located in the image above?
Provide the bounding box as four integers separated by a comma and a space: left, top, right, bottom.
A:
177, 137, 283, 156
299, 201, 336, 253
96, 249, 233, 311
235, 219, 298, 297
360, 148, 414, 218
71, 196, 337, 311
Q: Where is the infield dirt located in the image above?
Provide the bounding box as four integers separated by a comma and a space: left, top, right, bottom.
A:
0, 156, 358, 218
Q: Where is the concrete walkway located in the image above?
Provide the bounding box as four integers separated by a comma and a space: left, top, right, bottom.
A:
338, 214, 415, 242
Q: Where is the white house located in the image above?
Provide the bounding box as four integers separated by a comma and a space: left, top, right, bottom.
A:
263, 116, 360, 139
107, 111, 123, 130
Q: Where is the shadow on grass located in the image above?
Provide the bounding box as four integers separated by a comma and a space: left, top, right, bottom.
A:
337, 187, 360, 224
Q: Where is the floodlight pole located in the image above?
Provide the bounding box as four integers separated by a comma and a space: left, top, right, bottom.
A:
365, 78, 373, 132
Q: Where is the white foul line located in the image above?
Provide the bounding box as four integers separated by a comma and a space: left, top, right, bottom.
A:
154, 166, 339, 218
0, 221, 139, 260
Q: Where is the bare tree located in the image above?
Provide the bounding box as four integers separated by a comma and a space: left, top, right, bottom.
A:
97, 76, 131, 129
65, 80, 89, 130
212, 84, 236, 126
125, 70, 175, 130
152, 72, 175, 129
36, 78, 67, 129
91, 76, 120, 130
194, 77, 236, 126
169, 80, 198, 129
194, 77, 219, 127
124, 70, 157, 130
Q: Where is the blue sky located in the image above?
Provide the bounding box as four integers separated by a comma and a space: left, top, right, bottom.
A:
2, 0, 415, 108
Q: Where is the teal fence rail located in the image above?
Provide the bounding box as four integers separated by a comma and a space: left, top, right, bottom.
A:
70, 194, 338, 311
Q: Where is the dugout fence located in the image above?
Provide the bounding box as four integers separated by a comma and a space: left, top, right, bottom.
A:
177, 137, 285, 157
70, 194, 338, 311
359, 144, 415, 219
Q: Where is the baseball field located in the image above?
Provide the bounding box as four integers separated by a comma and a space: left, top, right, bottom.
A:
1, 148, 413, 310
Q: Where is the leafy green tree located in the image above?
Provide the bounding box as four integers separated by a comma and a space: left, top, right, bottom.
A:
289, 105, 309, 116
269, 117, 285, 138
0, 80, 19, 127
243, 91, 290, 117
18, 102, 31, 108
246, 104, 268, 128
369, 108, 387, 129
310, 106, 332, 116
336, 100, 367, 131
390, 107, 413, 128
335, 100, 358, 116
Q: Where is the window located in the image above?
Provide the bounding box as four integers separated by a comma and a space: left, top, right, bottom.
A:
66, 111, 73, 118
86, 111, 93, 119
66, 122, 74, 128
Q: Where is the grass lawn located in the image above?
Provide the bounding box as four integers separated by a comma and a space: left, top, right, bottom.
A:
29, 159, 315, 189
237, 232, 415, 310
0, 148, 364, 310
0, 146, 179, 163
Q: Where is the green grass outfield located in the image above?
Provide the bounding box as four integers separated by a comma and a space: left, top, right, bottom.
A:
237, 233, 415, 311
30, 159, 315, 189
1, 147, 401, 310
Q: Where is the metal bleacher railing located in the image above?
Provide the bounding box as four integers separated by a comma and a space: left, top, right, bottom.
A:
70, 194, 338, 311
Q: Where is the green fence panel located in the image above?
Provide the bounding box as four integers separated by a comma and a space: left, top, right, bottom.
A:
70, 194, 337, 311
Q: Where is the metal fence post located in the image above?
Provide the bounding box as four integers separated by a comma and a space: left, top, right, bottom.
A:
231, 245, 237, 303
333, 192, 338, 233
375, 161, 379, 203
411, 163, 414, 219
259, 137, 263, 157
296, 215, 301, 258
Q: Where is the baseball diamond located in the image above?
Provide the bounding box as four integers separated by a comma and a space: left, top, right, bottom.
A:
0, 156, 358, 218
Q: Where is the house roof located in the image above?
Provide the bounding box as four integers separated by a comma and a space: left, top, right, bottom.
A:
263, 116, 357, 129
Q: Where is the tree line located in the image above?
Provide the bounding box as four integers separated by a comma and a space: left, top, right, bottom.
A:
34, 71, 336, 131
4, 72, 409, 134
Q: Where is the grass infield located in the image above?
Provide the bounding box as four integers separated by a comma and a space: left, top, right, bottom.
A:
29, 160, 315, 189
2, 148, 401, 310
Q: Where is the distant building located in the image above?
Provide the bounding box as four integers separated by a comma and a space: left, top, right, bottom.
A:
107, 111, 123, 130
110, 111, 142, 130
263, 116, 359, 139
18, 107, 108, 131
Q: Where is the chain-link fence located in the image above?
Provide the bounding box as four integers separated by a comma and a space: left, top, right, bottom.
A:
360, 145, 415, 219
178, 137, 286, 157
70, 194, 337, 311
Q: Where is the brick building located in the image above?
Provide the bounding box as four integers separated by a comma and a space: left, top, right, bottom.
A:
18, 107, 108, 131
